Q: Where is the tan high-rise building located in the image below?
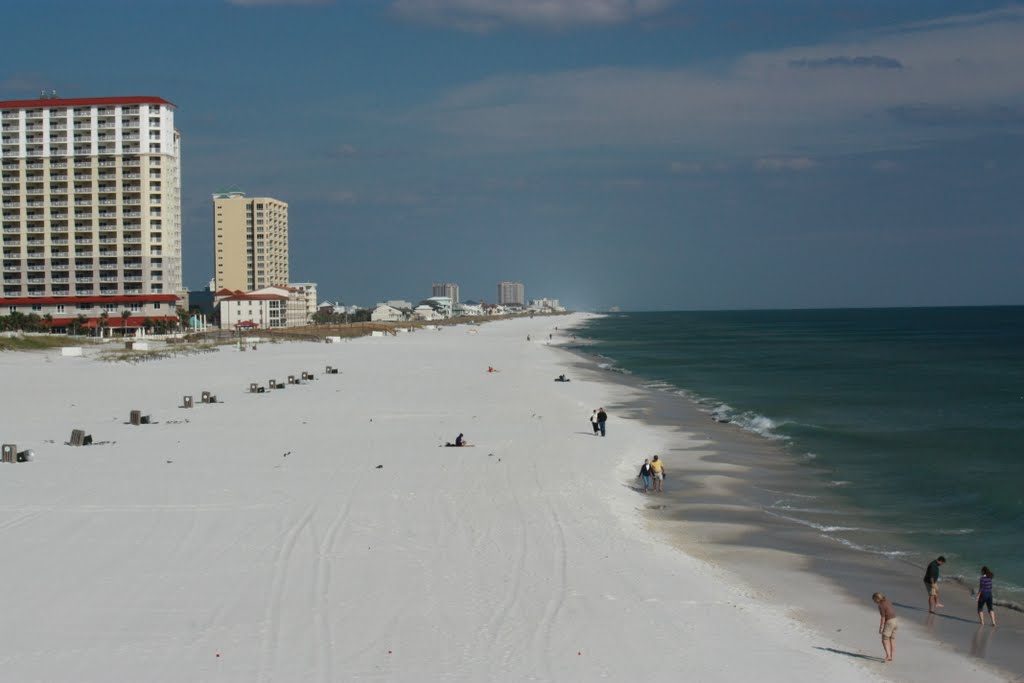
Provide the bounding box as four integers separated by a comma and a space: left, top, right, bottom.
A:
213, 190, 288, 291
497, 281, 525, 306
0, 95, 183, 329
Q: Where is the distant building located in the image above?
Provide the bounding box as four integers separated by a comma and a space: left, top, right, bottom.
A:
371, 303, 407, 322
497, 281, 525, 307
378, 299, 412, 310
288, 282, 317, 322
431, 282, 459, 303
528, 298, 565, 312
215, 285, 307, 329
422, 296, 453, 318
213, 190, 288, 292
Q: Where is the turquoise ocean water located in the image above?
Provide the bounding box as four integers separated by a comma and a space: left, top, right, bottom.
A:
571, 307, 1024, 600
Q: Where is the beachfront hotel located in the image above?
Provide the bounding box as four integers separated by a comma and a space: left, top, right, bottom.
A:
213, 190, 288, 292
497, 281, 525, 307
0, 94, 183, 330
431, 282, 460, 303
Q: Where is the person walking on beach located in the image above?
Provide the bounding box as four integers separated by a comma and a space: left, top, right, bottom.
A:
638, 458, 653, 493
977, 566, 997, 626
872, 593, 898, 662
597, 407, 608, 437
650, 455, 665, 493
924, 556, 945, 613
590, 409, 600, 435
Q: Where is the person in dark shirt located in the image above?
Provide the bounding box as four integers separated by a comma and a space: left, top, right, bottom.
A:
923, 556, 945, 613
977, 566, 996, 626
455, 433, 465, 447
637, 459, 653, 493
596, 408, 608, 437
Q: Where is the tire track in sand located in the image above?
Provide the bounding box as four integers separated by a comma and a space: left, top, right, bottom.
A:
257, 501, 316, 683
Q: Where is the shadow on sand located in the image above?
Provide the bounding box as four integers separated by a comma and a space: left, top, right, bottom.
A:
893, 603, 979, 625
813, 646, 885, 663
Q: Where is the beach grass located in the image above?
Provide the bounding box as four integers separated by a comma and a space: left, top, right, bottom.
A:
0, 335, 92, 352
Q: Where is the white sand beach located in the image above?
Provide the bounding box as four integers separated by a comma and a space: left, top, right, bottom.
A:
0, 314, 1010, 682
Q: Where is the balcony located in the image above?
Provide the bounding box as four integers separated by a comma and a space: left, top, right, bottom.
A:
50, 161, 67, 169
51, 276, 70, 284
98, 160, 116, 167
75, 250, 93, 257
122, 173, 140, 179
50, 200, 69, 208
99, 276, 119, 283
74, 160, 92, 168
50, 174, 68, 181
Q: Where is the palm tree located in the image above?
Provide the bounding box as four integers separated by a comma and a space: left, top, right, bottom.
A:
121, 310, 131, 337
73, 314, 88, 336
99, 311, 109, 338
43, 313, 53, 333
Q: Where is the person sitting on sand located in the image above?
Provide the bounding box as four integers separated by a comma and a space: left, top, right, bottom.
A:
445, 433, 468, 447
978, 566, 997, 626
872, 592, 898, 662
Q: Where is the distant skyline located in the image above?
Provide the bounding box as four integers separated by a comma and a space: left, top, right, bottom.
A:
5, 0, 1023, 310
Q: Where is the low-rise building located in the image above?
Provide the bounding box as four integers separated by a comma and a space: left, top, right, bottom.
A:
216, 285, 308, 329
371, 303, 408, 322
0, 293, 180, 333
288, 282, 318, 322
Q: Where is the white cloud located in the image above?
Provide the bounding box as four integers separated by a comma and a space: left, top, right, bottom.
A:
409, 7, 1024, 157
390, 0, 675, 31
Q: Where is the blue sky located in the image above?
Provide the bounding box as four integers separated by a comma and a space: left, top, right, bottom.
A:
4, 0, 1023, 310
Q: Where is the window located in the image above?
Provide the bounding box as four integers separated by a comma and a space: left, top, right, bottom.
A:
31, 304, 42, 311
56, 304, 65, 313
105, 303, 117, 311
8, 306, 15, 313
153, 302, 160, 309
130, 303, 141, 311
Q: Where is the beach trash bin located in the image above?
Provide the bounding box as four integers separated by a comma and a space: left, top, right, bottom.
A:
2, 444, 16, 464
130, 410, 142, 425
269, 379, 277, 389
249, 383, 258, 393
288, 375, 296, 385
201, 391, 211, 403
70, 429, 91, 447
183, 395, 193, 409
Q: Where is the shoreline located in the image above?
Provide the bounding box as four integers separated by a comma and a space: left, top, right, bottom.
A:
0, 313, 1014, 682
552, 315, 1023, 681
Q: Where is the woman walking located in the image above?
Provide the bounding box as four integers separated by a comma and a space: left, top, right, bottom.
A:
978, 567, 997, 626
637, 458, 653, 493
872, 592, 898, 662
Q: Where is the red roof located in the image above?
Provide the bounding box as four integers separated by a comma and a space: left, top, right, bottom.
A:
234, 320, 259, 328
221, 293, 286, 301
0, 294, 179, 306
0, 96, 175, 110
48, 315, 178, 328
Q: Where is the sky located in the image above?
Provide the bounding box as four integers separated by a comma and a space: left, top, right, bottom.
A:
3, 0, 1023, 311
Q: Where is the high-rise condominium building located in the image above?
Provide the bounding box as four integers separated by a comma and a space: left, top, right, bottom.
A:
497, 281, 525, 306
1, 95, 183, 328
213, 190, 288, 291
432, 282, 459, 303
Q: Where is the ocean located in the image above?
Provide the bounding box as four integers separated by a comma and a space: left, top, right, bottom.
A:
570, 307, 1024, 601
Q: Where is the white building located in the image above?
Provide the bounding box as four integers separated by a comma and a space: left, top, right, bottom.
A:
371, 303, 406, 322
413, 304, 440, 321
424, 296, 452, 318
453, 301, 483, 317
528, 298, 565, 312
217, 290, 287, 330
216, 285, 308, 329
288, 281, 317, 322
1, 94, 183, 328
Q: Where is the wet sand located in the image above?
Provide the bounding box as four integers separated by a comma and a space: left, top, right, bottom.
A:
559, 342, 1024, 681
